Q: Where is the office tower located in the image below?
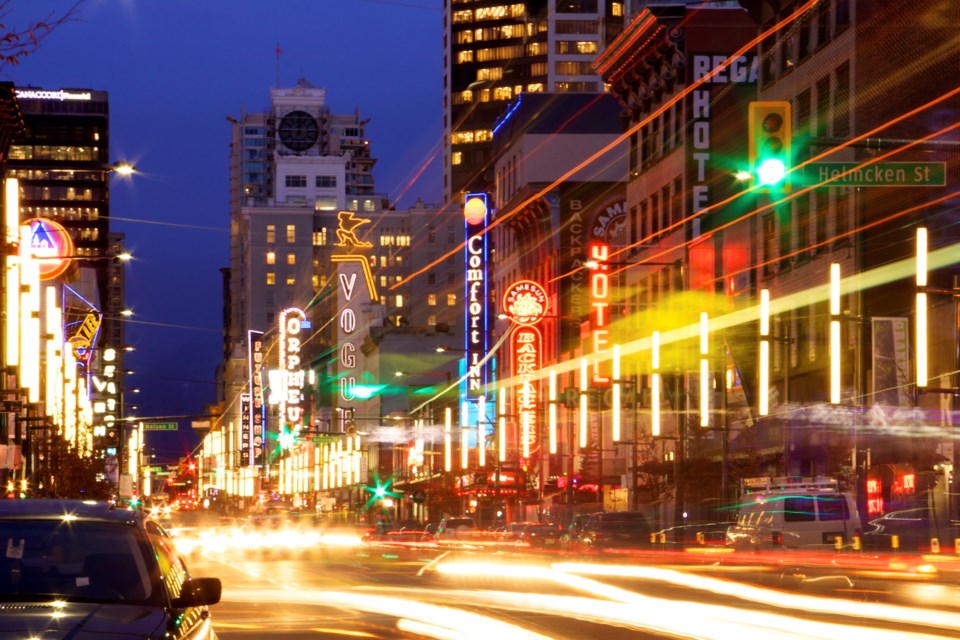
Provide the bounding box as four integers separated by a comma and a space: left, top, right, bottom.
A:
443, 0, 626, 202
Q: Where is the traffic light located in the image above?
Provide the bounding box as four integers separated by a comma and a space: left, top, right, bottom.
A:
748, 101, 792, 191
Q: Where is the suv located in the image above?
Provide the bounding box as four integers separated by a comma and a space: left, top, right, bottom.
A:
0, 499, 221, 638
725, 476, 862, 550
578, 511, 652, 550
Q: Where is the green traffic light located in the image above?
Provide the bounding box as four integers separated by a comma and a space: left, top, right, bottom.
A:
756, 158, 786, 185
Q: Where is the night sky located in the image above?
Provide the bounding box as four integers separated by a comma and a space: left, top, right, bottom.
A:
3, 0, 443, 460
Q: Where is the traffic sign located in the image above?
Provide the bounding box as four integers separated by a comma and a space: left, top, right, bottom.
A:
801, 161, 946, 187
142, 422, 178, 431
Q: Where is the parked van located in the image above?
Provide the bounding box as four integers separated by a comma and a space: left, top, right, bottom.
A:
725, 476, 861, 550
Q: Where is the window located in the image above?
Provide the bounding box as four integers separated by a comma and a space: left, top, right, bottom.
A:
314, 196, 337, 211
796, 193, 811, 260
762, 214, 775, 276
286, 253, 296, 265
818, 495, 850, 521
428, 273, 437, 286
447, 293, 457, 306
428, 314, 437, 326
315, 175, 337, 188
783, 496, 816, 522
285, 175, 307, 188
817, 2, 831, 48
834, 62, 850, 138
395, 295, 404, 307
427, 294, 437, 306
816, 76, 831, 138
286, 224, 296, 243
266, 224, 276, 244
266, 272, 276, 286
266, 251, 275, 265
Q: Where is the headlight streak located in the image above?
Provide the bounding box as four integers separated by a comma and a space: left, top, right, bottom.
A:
554, 562, 960, 633
223, 588, 554, 640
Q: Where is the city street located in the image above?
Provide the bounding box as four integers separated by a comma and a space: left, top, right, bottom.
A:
179, 526, 960, 640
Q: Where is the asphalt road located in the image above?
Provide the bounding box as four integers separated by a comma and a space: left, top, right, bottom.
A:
177, 529, 960, 640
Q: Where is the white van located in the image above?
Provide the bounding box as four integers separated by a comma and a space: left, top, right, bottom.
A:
725, 476, 861, 550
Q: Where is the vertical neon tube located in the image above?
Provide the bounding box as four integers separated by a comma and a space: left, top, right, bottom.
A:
759, 289, 770, 416
444, 406, 452, 472
579, 357, 588, 448
461, 400, 469, 469
916, 228, 928, 388
612, 345, 621, 442
498, 387, 506, 463
4, 179, 19, 368
478, 396, 487, 467
830, 263, 841, 403
548, 368, 557, 454
700, 312, 709, 428
652, 331, 660, 437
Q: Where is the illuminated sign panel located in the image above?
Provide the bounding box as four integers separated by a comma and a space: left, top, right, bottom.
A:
278, 308, 306, 433
464, 193, 489, 398
21, 218, 75, 281
588, 241, 611, 386
247, 330, 265, 466
511, 325, 541, 459
16, 89, 92, 101
331, 210, 378, 416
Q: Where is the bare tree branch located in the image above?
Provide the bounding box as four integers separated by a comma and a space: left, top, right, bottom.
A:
0, 0, 85, 68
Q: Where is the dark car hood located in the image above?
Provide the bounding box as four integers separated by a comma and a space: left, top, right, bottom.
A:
0, 601, 167, 639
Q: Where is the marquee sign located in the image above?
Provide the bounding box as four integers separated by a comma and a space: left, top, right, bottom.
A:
21, 218, 75, 280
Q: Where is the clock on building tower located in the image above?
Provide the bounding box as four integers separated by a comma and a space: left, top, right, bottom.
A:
278, 110, 319, 152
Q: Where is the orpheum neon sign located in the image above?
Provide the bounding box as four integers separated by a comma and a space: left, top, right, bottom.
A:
278, 307, 306, 432
503, 280, 547, 459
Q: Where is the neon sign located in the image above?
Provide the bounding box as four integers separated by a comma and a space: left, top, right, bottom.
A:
21, 218, 75, 280
247, 330, 265, 466
588, 241, 611, 385
278, 307, 306, 432
464, 193, 489, 397
502, 280, 548, 325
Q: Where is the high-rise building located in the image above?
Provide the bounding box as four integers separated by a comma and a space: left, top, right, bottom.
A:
218, 79, 464, 516
443, 0, 627, 202
5, 86, 127, 471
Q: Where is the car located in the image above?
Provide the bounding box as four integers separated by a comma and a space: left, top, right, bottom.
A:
578, 511, 652, 551
516, 522, 564, 548
0, 499, 222, 638
435, 516, 477, 539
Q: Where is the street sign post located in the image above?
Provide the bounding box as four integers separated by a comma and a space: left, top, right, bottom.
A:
142, 422, 178, 431
801, 161, 946, 187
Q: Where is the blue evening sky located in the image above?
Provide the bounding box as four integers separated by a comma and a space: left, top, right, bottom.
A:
3, 0, 443, 460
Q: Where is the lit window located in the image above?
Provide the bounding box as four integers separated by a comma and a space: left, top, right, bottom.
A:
457, 50, 474, 64
266, 225, 276, 243
452, 151, 462, 166
266, 272, 275, 285
312, 274, 319, 288
286, 274, 296, 286
428, 294, 437, 306
395, 295, 404, 307
286, 224, 295, 243
287, 253, 296, 265
266, 252, 275, 265
314, 196, 337, 211
428, 314, 437, 326
447, 293, 457, 306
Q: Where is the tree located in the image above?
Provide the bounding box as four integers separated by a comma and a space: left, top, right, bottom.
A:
0, 1, 84, 68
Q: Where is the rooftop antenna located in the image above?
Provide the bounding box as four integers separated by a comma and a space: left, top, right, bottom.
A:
275, 42, 281, 87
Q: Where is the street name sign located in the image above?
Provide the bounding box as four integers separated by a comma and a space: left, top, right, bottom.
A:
143, 422, 178, 431
802, 161, 946, 187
